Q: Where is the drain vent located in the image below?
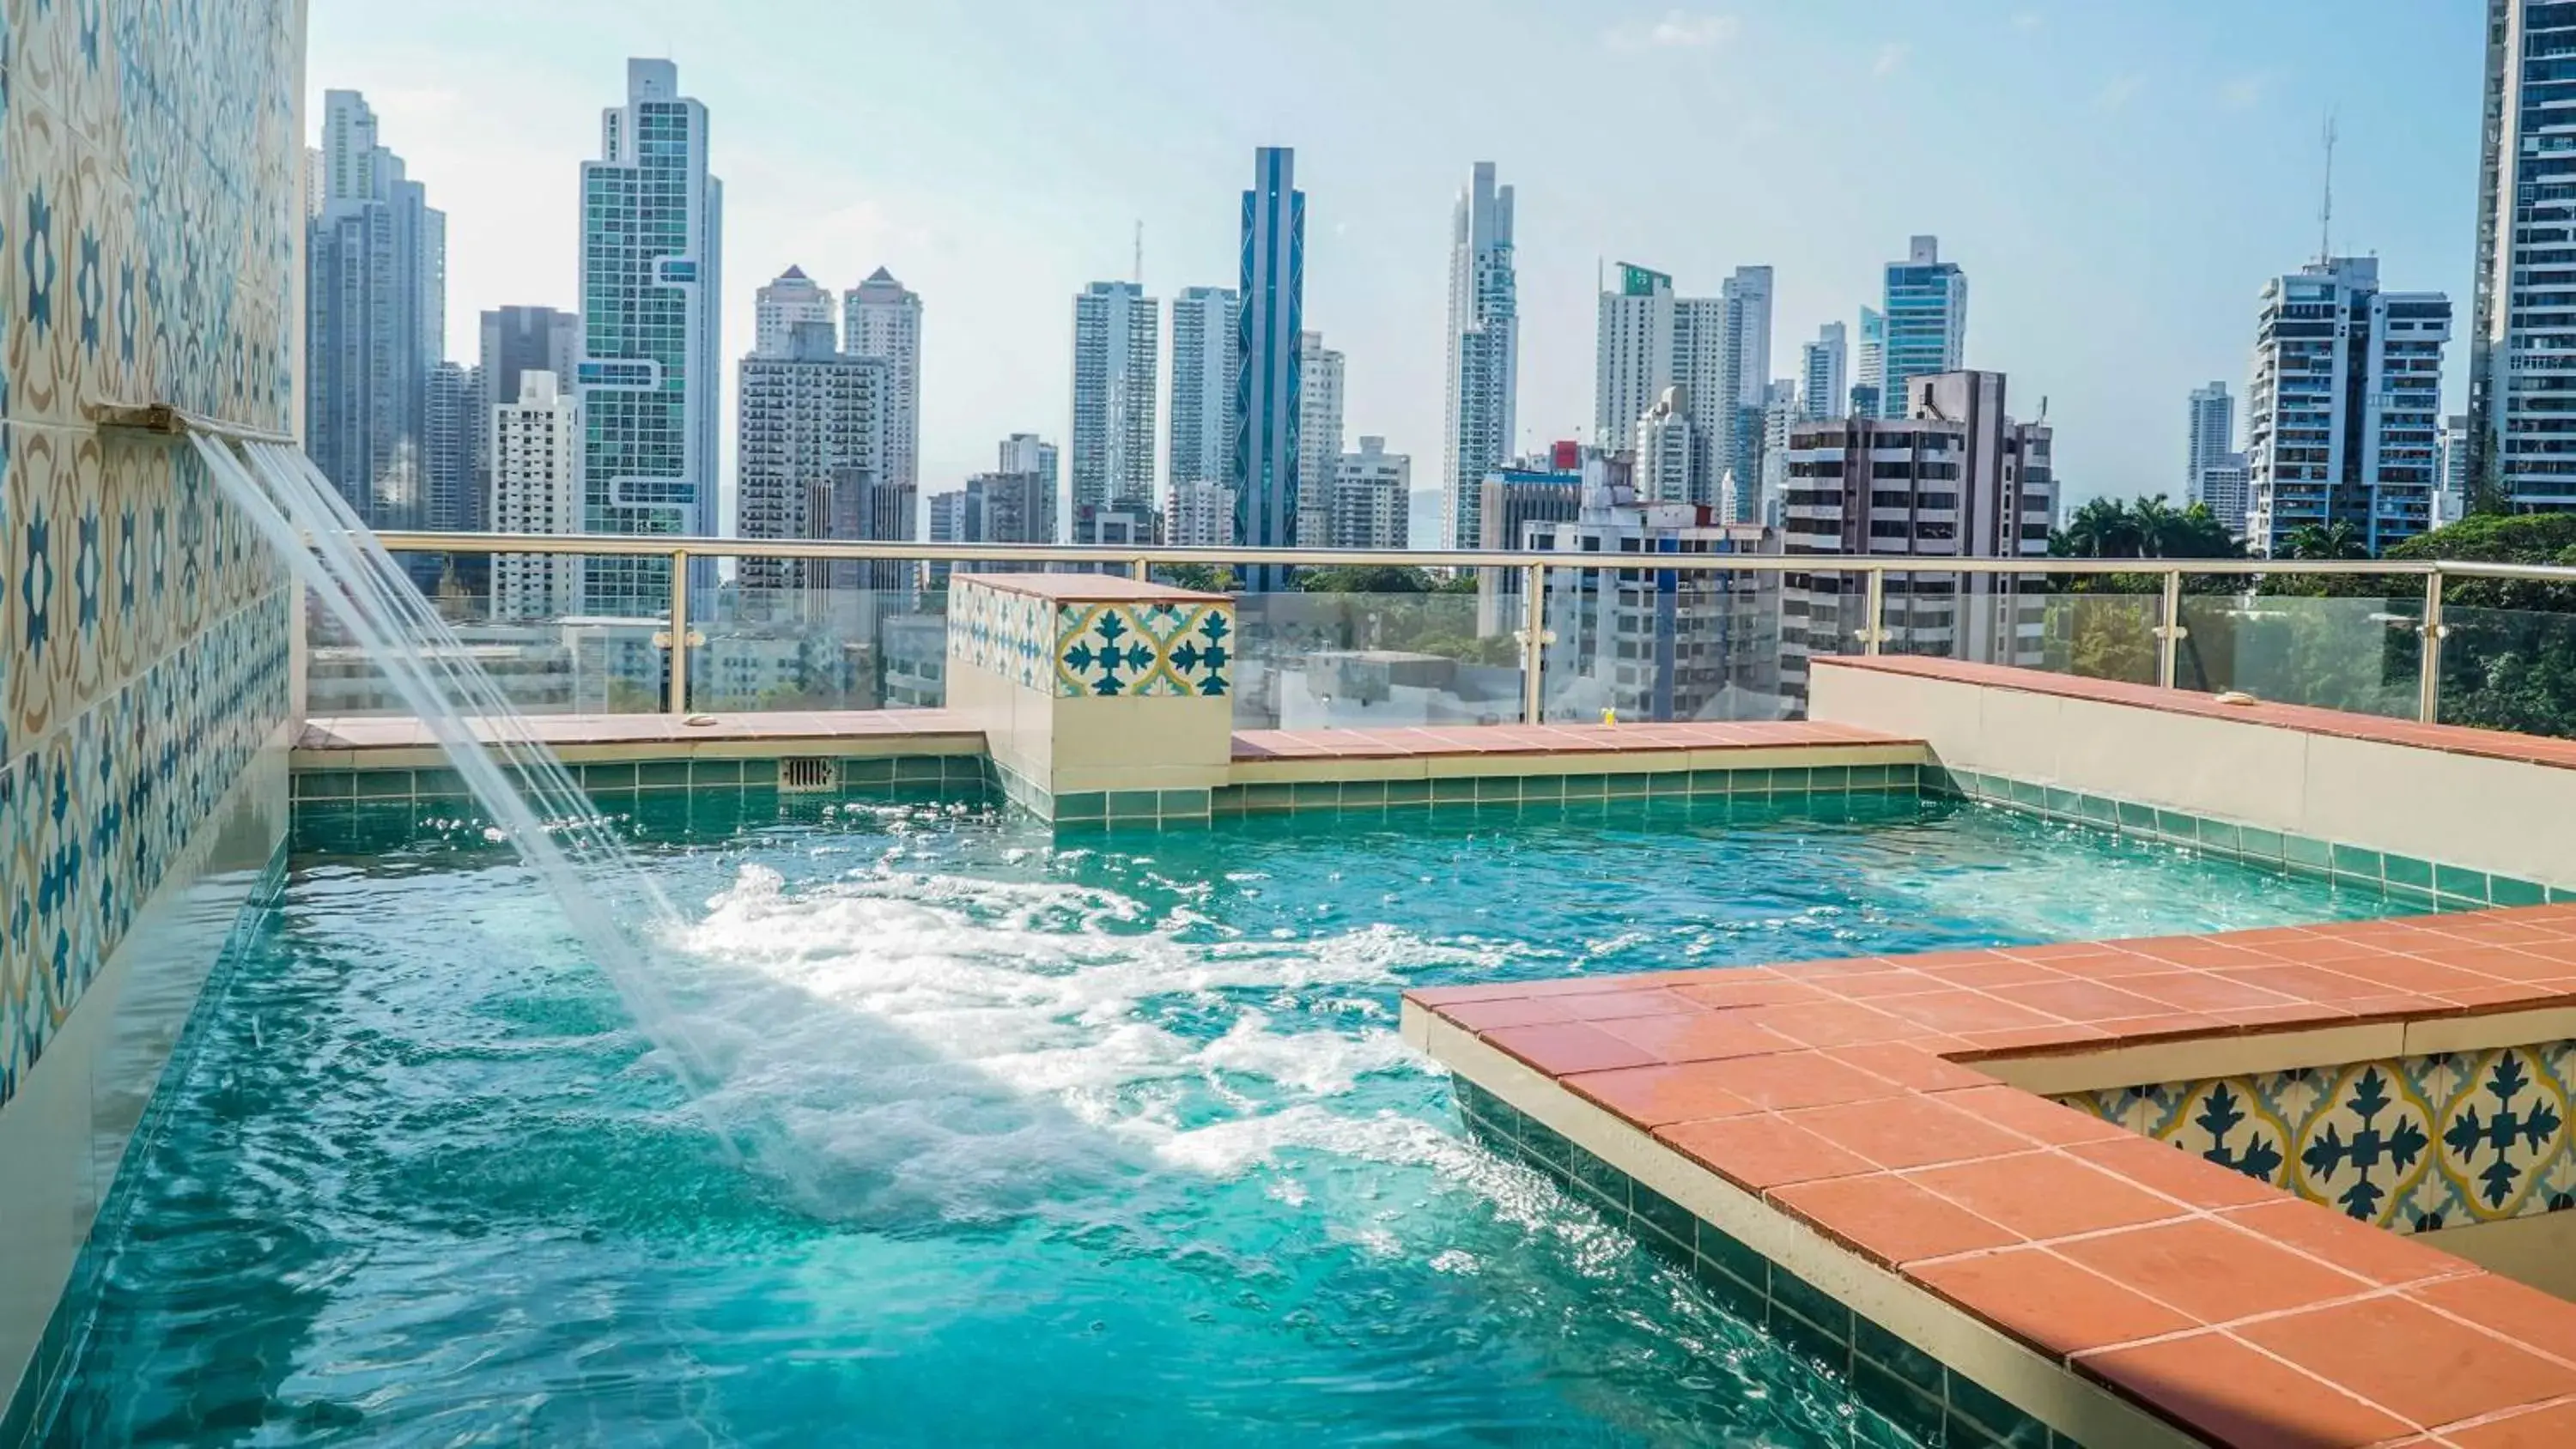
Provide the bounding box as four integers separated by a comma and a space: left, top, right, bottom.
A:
778, 756, 840, 793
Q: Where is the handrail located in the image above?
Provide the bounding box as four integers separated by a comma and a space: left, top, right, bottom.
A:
330, 533, 2576, 732
364, 530, 2551, 582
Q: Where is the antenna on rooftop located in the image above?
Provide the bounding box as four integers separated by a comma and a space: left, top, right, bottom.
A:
2318, 111, 2339, 264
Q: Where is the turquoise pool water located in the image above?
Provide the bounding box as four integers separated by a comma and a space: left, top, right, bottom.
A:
46, 792, 2401, 1446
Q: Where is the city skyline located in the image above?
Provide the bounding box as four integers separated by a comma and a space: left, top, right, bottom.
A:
311, 0, 2484, 519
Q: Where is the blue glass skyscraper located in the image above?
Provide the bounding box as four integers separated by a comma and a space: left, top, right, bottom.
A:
1879, 236, 1965, 418
1234, 146, 1304, 585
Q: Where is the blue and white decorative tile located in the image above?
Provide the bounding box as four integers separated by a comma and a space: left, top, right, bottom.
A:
1055, 603, 1158, 697
2290, 1061, 2437, 1228
2435, 1046, 2568, 1223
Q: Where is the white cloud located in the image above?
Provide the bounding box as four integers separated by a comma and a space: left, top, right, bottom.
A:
2219, 72, 2268, 110
2095, 75, 2145, 111
1871, 41, 1910, 79
1603, 10, 1739, 52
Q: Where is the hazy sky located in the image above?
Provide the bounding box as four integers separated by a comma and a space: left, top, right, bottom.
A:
310, 0, 2484, 514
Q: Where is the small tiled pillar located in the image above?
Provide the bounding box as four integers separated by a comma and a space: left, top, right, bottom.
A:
945, 574, 1234, 822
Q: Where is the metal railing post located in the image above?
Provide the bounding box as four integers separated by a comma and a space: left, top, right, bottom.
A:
1861, 567, 1886, 656
1521, 562, 1546, 724
1129, 556, 1150, 582
665, 547, 690, 715
2419, 567, 2446, 724
2155, 569, 2184, 690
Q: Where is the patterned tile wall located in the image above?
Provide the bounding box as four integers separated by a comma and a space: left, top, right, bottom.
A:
946, 580, 1233, 699
2057, 1044, 2576, 1236
0, 0, 305, 1114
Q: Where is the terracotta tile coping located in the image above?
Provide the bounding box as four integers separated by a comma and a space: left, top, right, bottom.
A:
297, 710, 984, 752
956, 572, 1230, 604
1816, 654, 2576, 774
1232, 719, 1917, 761
1406, 903, 2576, 1446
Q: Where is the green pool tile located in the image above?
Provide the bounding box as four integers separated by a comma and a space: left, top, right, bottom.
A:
1157, 789, 1211, 818
2042, 785, 2078, 817
1431, 776, 1478, 803
2007, 778, 2044, 809
354, 770, 413, 799
690, 759, 744, 785
2282, 834, 2332, 871
1768, 1271, 1853, 1374
1847, 764, 1888, 790
293, 769, 355, 800
1947, 1375, 2051, 1449
2081, 793, 2117, 826
581, 761, 638, 791
1206, 785, 1247, 815
1476, 775, 1523, 803
2195, 818, 2240, 854
1054, 791, 1107, 822
1852, 1359, 1947, 1448
1243, 783, 1297, 812
1339, 779, 1388, 807
1383, 779, 1431, 806
1603, 773, 1649, 798
1517, 775, 1563, 803
1807, 766, 1851, 794
1855, 1321, 1945, 1402
2330, 842, 2384, 880
636, 761, 692, 789
1559, 773, 1607, 799
2493, 876, 2549, 907
1291, 780, 1342, 809
1631, 1183, 1696, 1252
2435, 863, 2491, 902
1106, 790, 1163, 820
835, 757, 895, 785
2382, 879, 2437, 909
2115, 800, 2156, 831
1647, 770, 1692, 797
891, 756, 948, 784
2382, 854, 2435, 891
2238, 824, 2285, 860
1690, 1252, 1767, 1324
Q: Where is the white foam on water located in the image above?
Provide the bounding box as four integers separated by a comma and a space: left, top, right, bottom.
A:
659, 861, 1528, 1226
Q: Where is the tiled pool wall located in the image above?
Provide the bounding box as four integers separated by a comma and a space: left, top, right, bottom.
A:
2054, 1044, 2576, 1240
1929, 767, 2556, 912
0, 0, 309, 1432
1454, 1080, 2085, 1449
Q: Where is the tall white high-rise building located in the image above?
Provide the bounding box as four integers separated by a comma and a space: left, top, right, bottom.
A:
1330, 436, 1410, 549
576, 58, 722, 615
1880, 236, 1966, 418
1855, 306, 1886, 416
1166, 480, 1237, 547
489, 370, 581, 621
2444, 412, 2473, 522
1069, 281, 1160, 523
2186, 381, 2235, 509
736, 319, 887, 597
1635, 385, 1698, 506
2246, 257, 2451, 555
1595, 264, 1761, 508
1169, 287, 1241, 494
756, 265, 834, 356
1443, 161, 1518, 549
846, 267, 922, 493
1801, 323, 1847, 422
2472, 0, 2576, 508
1296, 330, 1346, 546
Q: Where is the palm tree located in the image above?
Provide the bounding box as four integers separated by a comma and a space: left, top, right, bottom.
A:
2280, 520, 2369, 561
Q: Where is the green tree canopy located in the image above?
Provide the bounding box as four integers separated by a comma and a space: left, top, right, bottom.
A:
1297, 564, 1437, 594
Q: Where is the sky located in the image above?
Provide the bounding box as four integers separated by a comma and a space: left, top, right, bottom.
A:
309, 0, 2488, 517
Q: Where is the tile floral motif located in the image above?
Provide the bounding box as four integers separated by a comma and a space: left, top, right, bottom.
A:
1053, 602, 1231, 699
2058, 1040, 2576, 1235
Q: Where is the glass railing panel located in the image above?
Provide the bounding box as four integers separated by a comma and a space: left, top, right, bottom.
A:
2174, 585, 2421, 718
2439, 602, 2576, 738
306, 549, 674, 716
686, 558, 947, 712
1230, 584, 1515, 730
1538, 562, 1789, 723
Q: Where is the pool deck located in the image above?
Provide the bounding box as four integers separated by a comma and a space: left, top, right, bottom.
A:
1404, 910, 2576, 1447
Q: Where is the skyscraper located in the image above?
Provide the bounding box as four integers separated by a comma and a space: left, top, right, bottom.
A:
477, 306, 578, 543
575, 58, 723, 615
1331, 436, 1411, 549
306, 89, 445, 530
1880, 237, 1965, 417
2471, 0, 2576, 507
1593, 264, 1754, 509
1443, 161, 1518, 549
1170, 286, 1241, 494
1801, 323, 1847, 423
1853, 306, 1886, 416
489, 370, 581, 621
2186, 382, 2235, 501
1296, 330, 1345, 547
1235, 146, 1305, 579
1069, 281, 1160, 524
2246, 258, 2451, 555
423, 361, 483, 534
735, 319, 887, 598
756, 265, 835, 356
845, 268, 922, 494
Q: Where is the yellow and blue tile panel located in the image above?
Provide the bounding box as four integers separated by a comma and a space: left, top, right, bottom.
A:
949, 581, 1233, 699
2057, 1045, 2576, 1235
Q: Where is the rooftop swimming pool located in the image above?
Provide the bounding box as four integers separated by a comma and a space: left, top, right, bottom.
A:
43, 791, 2405, 1447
